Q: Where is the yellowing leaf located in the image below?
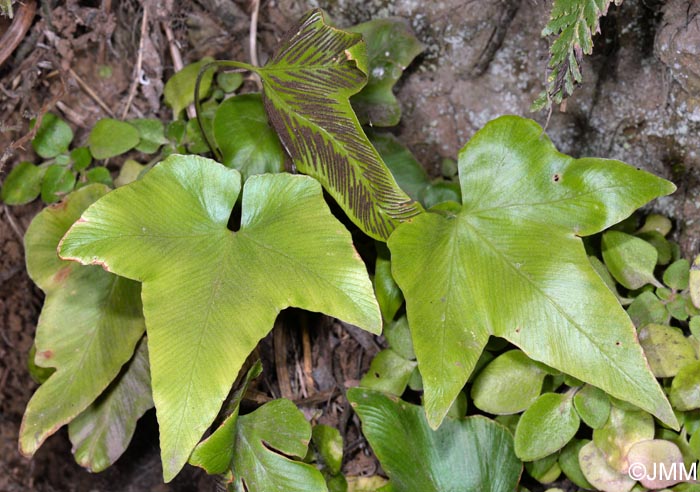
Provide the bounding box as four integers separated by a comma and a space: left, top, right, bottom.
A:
20, 185, 145, 458
59, 155, 381, 481
388, 115, 677, 430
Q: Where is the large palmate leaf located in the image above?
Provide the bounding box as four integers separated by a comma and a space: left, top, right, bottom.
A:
19, 184, 145, 457
252, 9, 423, 240
69, 338, 153, 472
59, 155, 381, 481
388, 116, 677, 430
348, 388, 522, 492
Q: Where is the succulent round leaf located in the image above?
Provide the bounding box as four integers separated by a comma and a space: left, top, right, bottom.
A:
669, 360, 700, 411
602, 231, 661, 289
348, 388, 522, 492
58, 155, 381, 481
626, 439, 685, 489
88, 119, 140, 160
578, 441, 636, 492
388, 115, 677, 430
558, 439, 594, 489
514, 393, 580, 461
592, 405, 655, 472
31, 113, 73, 158
573, 384, 611, 429
638, 324, 695, 378
470, 349, 547, 415
1, 161, 45, 204
163, 57, 216, 117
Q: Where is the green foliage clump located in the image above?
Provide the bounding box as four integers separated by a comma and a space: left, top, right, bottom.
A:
4, 7, 698, 492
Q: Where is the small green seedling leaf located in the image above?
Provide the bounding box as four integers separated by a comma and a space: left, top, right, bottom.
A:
669, 360, 700, 411
514, 393, 580, 461
68, 339, 153, 472
578, 441, 635, 492
88, 119, 140, 159
626, 291, 669, 328
374, 242, 403, 323
348, 18, 423, 127
593, 405, 655, 472
627, 440, 684, 489
668, 296, 690, 322
231, 399, 327, 492
59, 155, 381, 481
638, 213, 673, 236
360, 349, 416, 396
574, 384, 611, 429
602, 230, 661, 290
19, 184, 145, 459
638, 324, 695, 378
664, 259, 691, 290
32, 113, 73, 158
114, 159, 146, 187
525, 453, 561, 484
41, 164, 76, 203
636, 231, 672, 265
389, 115, 677, 430
254, 9, 423, 241
348, 388, 522, 492
1, 162, 45, 204
71, 147, 92, 171
691, 255, 700, 308
130, 118, 169, 154
471, 350, 547, 415
312, 424, 344, 475
213, 93, 286, 180
217, 71, 243, 93
558, 439, 594, 489
85, 167, 113, 187
164, 57, 216, 117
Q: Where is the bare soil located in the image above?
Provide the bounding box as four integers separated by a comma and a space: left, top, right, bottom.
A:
1, 0, 699, 490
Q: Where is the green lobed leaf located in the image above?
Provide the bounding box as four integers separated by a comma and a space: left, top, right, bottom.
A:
31, 113, 73, 158
58, 155, 381, 481
602, 230, 661, 290
470, 350, 547, 415
388, 115, 677, 429
213, 93, 286, 180
230, 399, 327, 492
514, 393, 580, 461
41, 164, 76, 203
348, 388, 522, 492
68, 338, 153, 472
88, 119, 140, 160
163, 57, 216, 117
253, 9, 423, 241
1, 161, 45, 204
19, 184, 145, 458
348, 18, 423, 127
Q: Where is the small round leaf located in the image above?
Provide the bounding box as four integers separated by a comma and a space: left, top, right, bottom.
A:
1, 162, 45, 204
88, 119, 140, 159
574, 384, 611, 429
31, 113, 73, 158
514, 393, 580, 461
669, 360, 700, 411
602, 231, 660, 289
41, 165, 76, 203
638, 324, 695, 378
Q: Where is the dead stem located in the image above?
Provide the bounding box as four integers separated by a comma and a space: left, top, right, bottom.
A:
121, 2, 148, 119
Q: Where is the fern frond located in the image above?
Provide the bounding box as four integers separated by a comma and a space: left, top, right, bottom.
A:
532, 0, 622, 111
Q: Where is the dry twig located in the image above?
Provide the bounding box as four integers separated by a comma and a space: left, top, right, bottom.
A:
121, 2, 149, 119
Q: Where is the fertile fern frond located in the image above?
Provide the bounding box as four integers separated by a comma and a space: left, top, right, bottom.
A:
533, 0, 623, 111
